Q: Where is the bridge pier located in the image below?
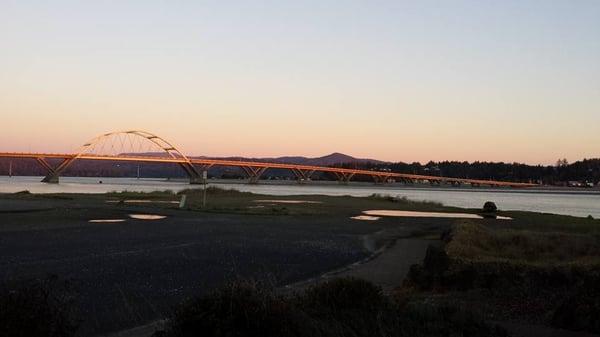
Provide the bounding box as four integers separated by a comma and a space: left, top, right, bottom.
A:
242, 166, 268, 184
41, 173, 60, 184
291, 168, 315, 184
189, 176, 204, 184
372, 175, 391, 184
38, 157, 74, 184
178, 163, 207, 185
333, 172, 355, 184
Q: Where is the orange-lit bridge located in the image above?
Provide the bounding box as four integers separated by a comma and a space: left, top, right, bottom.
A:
0, 130, 536, 188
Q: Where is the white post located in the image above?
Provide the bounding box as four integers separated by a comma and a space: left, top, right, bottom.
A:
179, 194, 187, 209
202, 170, 208, 208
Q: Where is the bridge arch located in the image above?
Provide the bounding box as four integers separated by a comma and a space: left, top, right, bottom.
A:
41, 130, 202, 183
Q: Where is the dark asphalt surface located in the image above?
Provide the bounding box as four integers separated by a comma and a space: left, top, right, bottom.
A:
0, 200, 389, 336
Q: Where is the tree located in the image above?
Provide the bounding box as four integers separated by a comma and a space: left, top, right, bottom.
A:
556, 158, 569, 167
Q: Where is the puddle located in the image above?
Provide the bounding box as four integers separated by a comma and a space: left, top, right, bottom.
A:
362, 210, 513, 220
107, 200, 178, 204
89, 219, 126, 223
363, 210, 484, 219
254, 199, 322, 204
128, 214, 167, 220
351, 215, 381, 221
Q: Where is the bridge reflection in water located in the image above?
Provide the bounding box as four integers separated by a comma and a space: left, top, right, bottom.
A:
0, 130, 536, 188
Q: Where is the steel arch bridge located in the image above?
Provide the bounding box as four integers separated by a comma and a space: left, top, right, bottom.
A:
0, 130, 537, 188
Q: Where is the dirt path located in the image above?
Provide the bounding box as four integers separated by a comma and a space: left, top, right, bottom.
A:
320, 238, 433, 293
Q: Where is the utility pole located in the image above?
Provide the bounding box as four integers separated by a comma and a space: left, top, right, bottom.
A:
137, 164, 140, 179
9, 161, 12, 178
202, 170, 208, 208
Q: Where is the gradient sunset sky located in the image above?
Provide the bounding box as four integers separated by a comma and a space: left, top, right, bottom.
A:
1, 1, 598, 164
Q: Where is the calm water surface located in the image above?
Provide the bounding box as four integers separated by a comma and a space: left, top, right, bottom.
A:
1, 176, 599, 218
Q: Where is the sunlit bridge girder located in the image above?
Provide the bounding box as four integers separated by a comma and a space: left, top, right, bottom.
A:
0, 130, 538, 188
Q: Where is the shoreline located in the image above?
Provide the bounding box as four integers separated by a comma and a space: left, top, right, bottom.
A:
2, 175, 599, 195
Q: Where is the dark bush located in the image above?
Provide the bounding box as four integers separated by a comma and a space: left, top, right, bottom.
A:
481, 201, 498, 218
404, 245, 450, 290
157, 280, 311, 337
0, 277, 78, 337
158, 277, 505, 337
552, 274, 600, 334
298, 278, 398, 337
397, 302, 508, 337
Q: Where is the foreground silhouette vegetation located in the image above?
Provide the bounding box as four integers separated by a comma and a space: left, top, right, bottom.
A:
155, 278, 507, 337
402, 220, 600, 334
0, 277, 78, 337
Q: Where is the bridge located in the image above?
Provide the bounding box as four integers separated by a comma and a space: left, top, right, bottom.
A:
0, 130, 536, 188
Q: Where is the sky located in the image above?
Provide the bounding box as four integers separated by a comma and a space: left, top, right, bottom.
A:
1, 1, 599, 164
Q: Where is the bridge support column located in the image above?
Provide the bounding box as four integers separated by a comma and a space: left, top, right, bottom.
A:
291, 168, 314, 184
372, 175, 391, 184
242, 166, 268, 184
400, 178, 413, 185
179, 163, 209, 185
37, 157, 74, 184
333, 172, 355, 184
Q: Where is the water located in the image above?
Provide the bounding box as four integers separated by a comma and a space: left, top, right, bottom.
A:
1, 176, 599, 218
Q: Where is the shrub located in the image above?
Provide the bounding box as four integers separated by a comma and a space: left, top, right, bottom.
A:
482, 201, 497, 213
552, 274, 600, 334
397, 302, 508, 337
157, 280, 311, 337
158, 277, 505, 337
297, 278, 398, 337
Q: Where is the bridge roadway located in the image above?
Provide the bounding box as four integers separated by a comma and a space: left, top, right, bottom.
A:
0, 152, 537, 188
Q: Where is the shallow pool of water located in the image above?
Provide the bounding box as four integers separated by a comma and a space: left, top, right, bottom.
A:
350, 215, 381, 221
128, 214, 167, 220
253, 199, 322, 204
364, 210, 483, 219
89, 219, 126, 223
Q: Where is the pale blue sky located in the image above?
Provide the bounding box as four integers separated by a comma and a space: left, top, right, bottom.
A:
1, 1, 599, 163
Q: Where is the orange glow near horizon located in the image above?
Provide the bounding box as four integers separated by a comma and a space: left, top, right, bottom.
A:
1, 2, 598, 165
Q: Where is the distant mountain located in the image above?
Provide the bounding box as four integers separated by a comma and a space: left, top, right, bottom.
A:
119, 151, 386, 166
190, 152, 388, 166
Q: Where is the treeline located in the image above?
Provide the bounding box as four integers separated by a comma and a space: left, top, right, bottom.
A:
2, 157, 599, 185
335, 158, 600, 185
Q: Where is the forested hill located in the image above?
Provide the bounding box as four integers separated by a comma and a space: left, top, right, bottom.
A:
335, 158, 600, 185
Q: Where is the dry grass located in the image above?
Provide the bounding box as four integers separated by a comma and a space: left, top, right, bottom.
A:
446, 221, 600, 266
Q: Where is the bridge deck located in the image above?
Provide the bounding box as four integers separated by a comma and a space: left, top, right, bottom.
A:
0, 152, 537, 187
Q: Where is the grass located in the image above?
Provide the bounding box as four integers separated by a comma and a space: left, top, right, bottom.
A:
446, 221, 600, 266
367, 194, 445, 210
97, 187, 462, 216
